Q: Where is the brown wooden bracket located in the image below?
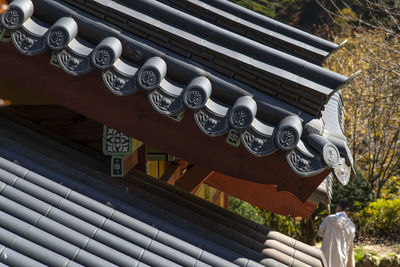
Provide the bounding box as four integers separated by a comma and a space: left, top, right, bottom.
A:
204, 172, 318, 219
174, 165, 214, 193
119, 139, 144, 176
135, 144, 148, 174
210, 190, 229, 209
160, 160, 189, 185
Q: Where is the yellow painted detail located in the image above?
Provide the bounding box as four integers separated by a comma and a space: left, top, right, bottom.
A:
148, 161, 158, 178
131, 139, 143, 153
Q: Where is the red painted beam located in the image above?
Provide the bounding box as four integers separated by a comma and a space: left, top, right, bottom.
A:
0, 42, 328, 202
204, 172, 318, 219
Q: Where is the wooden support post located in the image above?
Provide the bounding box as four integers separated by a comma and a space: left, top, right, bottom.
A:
174, 165, 213, 193
211, 190, 221, 204
223, 192, 229, 209
135, 144, 148, 174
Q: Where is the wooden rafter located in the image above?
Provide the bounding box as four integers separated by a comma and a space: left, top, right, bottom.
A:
174, 165, 213, 193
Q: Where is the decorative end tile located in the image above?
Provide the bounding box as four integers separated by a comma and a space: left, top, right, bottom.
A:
111, 156, 124, 177
103, 125, 132, 155
226, 129, 241, 147
168, 110, 185, 122
50, 51, 60, 67
0, 29, 11, 42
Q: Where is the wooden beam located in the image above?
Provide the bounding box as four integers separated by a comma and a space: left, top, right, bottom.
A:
204, 172, 318, 219
160, 160, 189, 185
0, 76, 54, 105
174, 165, 213, 193
160, 162, 179, 182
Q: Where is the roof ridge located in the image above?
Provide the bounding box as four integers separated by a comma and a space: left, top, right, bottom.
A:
85, 0, 348, 91
187, 0, 338, 52
155, 0, 334, 65
26, 0, 353, 116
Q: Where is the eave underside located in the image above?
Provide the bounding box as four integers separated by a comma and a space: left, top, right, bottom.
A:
0, 42, 329, 202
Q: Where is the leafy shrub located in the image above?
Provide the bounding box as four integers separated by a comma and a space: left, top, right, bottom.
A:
353, 198, 400, 239
228, 196, 265, 225
354, 248, 365, 262
332, 169, 375, 213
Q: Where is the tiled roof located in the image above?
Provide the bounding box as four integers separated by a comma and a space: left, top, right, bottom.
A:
0, 0, 354, 183
0, 114, 327, 267
158, 0, 345, 65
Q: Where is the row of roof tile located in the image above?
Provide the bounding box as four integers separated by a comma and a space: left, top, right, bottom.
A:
0, 0, 353, 182
0, 114, 327, 266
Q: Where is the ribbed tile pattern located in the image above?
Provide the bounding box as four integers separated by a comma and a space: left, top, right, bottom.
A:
0, 117, 326, 267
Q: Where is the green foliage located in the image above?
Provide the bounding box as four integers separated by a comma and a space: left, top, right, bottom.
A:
326, 26, 400, 199
331, 169, 375, 213
228, 196, 265, 225
257, 210, 303, 240
354, 248, 365, 262
227, 0, 400, 245
229, 198, 329, 245
353, 198, 400, 239
229, 0, 276, 18
229, 0, 342, 31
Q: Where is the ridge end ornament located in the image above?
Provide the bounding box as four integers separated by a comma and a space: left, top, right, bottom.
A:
57, 48, 93, 76
241, 130, 276, 156
91, 37, 122, 70
46, 17, 77, 50
137, 57, 167, 91
286, 144, 326, 177
195, 108, 229, 136
276, 115, 303, 151
241, 118, 277, 156
305, 134, 340, 168
183, 76, 212, 110
0, 0, 33, 30
48, 28, 68, 48
11, 28, 46, 56
229, 96, 257, 131
102, 69, 141, 96
333, 158, 351, 185
323, 143, 340, 168
2, 8, 22, 28
93, 47, 114, 68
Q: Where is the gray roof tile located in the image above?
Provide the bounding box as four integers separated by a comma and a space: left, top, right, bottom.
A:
1, 0, 353, 237
1, 0, 356, 178
3, 0, 356, 115
0, 227, 75, 267
0, 112, 328, 266
0, 244, 47, 267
